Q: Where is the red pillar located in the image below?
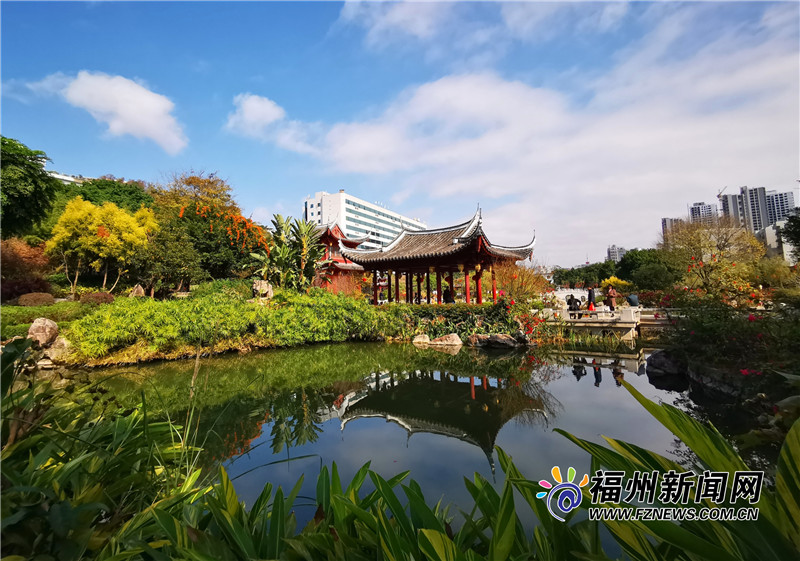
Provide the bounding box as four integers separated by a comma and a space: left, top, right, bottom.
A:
395, 272, 400, 304
470, 376, 475, 400
372, 272, 378, 305
416, 274, 422, 304
465, 270, 471, 304
426, 273, 431, 304
482, 376, 487, 390
492, 269, 497, 304
387, 271, 393, 303
436, 272, 442, 304
476, 271, 483, 305
406, 273, 411, 303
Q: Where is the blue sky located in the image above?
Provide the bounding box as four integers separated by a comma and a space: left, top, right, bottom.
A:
2, 1, 798, 267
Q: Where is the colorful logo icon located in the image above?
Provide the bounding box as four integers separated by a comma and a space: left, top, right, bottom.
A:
536, 466, 589, 521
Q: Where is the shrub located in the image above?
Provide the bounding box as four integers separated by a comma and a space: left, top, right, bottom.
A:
1, 302, 89, 325
190, 278, 252, 300
0, 277, 51, 302
0, 238, 50, 279
18, 292, 55, 307
80, 291, 115, 305
772, 287, 800, 309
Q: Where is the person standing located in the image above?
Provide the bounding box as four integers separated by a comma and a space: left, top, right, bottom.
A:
587, 285, 596, 311
606, 284, 618, 312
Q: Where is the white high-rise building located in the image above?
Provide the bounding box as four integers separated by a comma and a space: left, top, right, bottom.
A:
719, 186, 795, 232
607, 245, 627, 263
688, 202, 718, 224
303, 190, 427, 250
767, 190, 796, 226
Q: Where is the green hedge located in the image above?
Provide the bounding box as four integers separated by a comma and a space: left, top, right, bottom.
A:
63, 289, 518, 361
1, 302, 93, 340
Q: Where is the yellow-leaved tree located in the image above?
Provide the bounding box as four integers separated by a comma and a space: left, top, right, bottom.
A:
46, 197, 157, 295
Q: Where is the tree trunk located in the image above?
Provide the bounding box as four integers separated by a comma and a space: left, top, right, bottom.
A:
102, 262, 109, 291
108, 269, 123, 293
71, 260, 81, 299
150, 286, 155, 298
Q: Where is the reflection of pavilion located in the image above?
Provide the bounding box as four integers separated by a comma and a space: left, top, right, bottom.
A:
339, 371, 554, 473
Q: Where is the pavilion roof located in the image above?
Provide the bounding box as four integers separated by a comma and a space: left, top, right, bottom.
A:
316, 222, 368, 248
340, 210, 534, 268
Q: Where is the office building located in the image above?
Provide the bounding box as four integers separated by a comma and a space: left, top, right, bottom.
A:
688, 202, 718, 224
767, 190, 796, 226
303, 190, 427, 250
719, 186, 796, 232
607, 245, 627, 263
661, 217, 684, 237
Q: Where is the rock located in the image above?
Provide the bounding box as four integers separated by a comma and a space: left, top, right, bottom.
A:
43, 336, 72, 364
513, 330, 528, 344
776, 395, 800, 417
253, 280, 274, 300
27, 318, 59, 348
429, 333, 463, 346
36, 358, 55, 370
129, 284, 146, 297
466, 334, 489, 347
646, 350, 687, 377
487, 334, 520, 348
646, 350, 689, 391
412, 334, 431, 344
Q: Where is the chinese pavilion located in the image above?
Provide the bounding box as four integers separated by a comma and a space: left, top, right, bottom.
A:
340, 210, 535, 304
314, 223, 366, 293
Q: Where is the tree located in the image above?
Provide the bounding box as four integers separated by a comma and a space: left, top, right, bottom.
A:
45, 197, 156, 294
131, 219, 206, 296
149, 171, 241, 214
0, 136, 61, 237
249, 215, 328, 291
28, 177, 155, 244
781, 209, 800, 261
660, 216, 765, 299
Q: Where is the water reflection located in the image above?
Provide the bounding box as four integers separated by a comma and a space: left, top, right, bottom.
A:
88, 343, 778, 511
338, 370, 561, 474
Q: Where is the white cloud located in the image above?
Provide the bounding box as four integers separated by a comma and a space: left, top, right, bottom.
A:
225, 93, 286, 138
224, 93, 320, 155
339, 1, 454, 47
22, 70, 187, 155
259, 5, 799, 266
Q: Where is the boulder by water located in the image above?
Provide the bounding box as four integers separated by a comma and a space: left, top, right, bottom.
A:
27, 318, 58, 348
429, 333, 463, 346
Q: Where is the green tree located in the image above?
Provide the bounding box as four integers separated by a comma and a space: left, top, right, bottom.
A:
249, 215, 328, 291
28, 177, 155, 245
781, 209, 800, 262
631, 262, 678, 290
0, 136, 60, 237
45, 197, 156, 294
131, 218, 206, 296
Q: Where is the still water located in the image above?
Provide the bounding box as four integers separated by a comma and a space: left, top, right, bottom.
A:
91, 342, 759, 525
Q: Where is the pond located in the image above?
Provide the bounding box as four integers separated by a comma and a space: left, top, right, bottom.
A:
89, 342, 775, 527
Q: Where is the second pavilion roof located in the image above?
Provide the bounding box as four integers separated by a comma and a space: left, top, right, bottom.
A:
340, 209, 535, 271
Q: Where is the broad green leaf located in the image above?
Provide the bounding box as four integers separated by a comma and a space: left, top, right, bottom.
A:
488, 481, 518, 561
775, 417, 800, 549
419, 529, 462, 561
